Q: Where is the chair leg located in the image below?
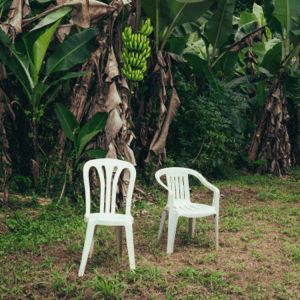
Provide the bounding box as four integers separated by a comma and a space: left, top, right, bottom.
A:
215, 214, 219, 250
88, 226, 97, 258
188, 218, 196, 238
125, 224, 135, 270
157, 210, 168, 239
167, 212, 179, 254
79, 222, 95, 276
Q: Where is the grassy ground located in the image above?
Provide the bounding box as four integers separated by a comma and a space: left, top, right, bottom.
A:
1, 167, 300, 299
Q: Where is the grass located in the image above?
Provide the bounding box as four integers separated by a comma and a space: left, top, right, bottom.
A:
1, 166, 300, 299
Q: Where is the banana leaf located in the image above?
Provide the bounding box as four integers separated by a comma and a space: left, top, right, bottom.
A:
44, 28, 97, 78
260, 41, 282, 75
205, 0, 235, 50
55, 102, 79, 143
0, 28, 34, 94
22, 7, 72, 85
77, 112, 108, 158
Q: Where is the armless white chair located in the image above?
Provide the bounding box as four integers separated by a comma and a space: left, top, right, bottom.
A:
78, 159, 136, 276
155, 167, 220, 254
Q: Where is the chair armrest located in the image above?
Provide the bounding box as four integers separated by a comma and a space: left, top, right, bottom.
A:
155, 171, 175, 208
189, 169, 220, 210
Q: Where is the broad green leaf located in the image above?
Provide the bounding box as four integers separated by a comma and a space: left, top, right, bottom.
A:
241, 155, 250, 163
55, 102, 79, 143
214, 52, 238, 78
44, 28, 97, 78
0, 48, 32, 99
167, 0, 216, 28
49, 71, 91, 88
23, 19, 61, 85
77, 112, 108, 157
203, 65, 219, 92
273, 0, 300, 31
257, 80, 266, 107
183, 53, 207, 79
253, 3, 265, 27
0, 28, 34, 94
141, 0, 171, 35
30, 7, 72, 32
239, 12, 257, 27
167, 35, 190, 55
31, 83, 49, 107
254, 159, 267, 165
44, 84, 62, 108
205, 0, 235, 50
249, 42, 265, 65
260, 42, 282, 75
235, 21, 257, 41
230, 108, 246, 133
264, 0, 283, 37
84, 148, 107, 159
171, 21, 202, 38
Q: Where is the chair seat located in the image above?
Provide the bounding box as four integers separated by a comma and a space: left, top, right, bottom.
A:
164, 203, 217, 218
84, 213, 134, 225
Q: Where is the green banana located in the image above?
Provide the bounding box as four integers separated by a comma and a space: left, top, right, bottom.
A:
138, 41, 143, 51
142, 65, 147, 73
122, 53, 128, 64
138, 34, 141, 44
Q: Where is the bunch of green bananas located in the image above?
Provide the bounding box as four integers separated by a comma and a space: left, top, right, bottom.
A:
121, 19, 153, 82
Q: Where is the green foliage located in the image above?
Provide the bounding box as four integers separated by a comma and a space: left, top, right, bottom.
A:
167, 67, 250, 177
55, 102, 108, 165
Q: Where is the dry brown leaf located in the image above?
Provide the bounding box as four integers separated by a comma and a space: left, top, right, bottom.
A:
8, 0, 30, 34
56, 24, 73, 43
105, 108, 123, 146
105, 81, 122, 112
146, 87, 180, 159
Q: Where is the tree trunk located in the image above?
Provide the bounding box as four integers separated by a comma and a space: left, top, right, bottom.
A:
247, 72, 291, 177
32, 120, 41, 188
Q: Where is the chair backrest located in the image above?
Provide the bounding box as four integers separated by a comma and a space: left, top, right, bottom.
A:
155, 167, 191, 204
83, 158, 136, 217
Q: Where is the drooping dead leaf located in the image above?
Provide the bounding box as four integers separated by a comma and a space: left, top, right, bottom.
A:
105, 44, 120, 82
8, 0, 30, 34
56, 24, 73, 43
145, 87, 180, 163
228, 26, 266, 52
105, 108, 123, 146
105, 81, 122, 112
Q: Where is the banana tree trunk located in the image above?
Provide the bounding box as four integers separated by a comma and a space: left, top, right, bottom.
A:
32, 120, 41, 187
247, 72, 291, 177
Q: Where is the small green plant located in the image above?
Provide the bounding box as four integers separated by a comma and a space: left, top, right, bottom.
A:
92, 270, 125, 300
55, 102, 108, 198
241, 156, 267, 173
55, 103, 108, 165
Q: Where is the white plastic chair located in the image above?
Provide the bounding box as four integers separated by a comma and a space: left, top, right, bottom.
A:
155, 167, 220, 253
78, 158, 136, 276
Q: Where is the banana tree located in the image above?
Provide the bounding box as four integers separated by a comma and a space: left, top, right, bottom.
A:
247, 0, 300, 176
55, 102, 108, 199
0, 7, 97, 186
